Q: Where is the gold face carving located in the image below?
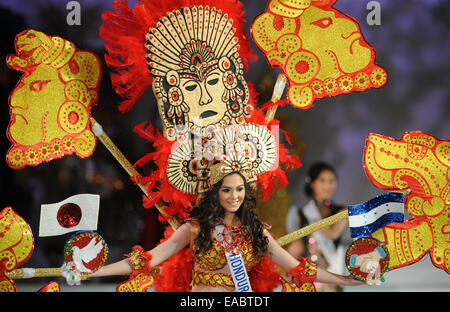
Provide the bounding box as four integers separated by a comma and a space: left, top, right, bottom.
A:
6, 29, 101, 169
296, 5, 373, 79
251, 0, 387, 109
178, 68, 228, 127
9, 64, 66, 147
0, 207, 34, 292
364, 132, 450, 273
147, 6, 252, 141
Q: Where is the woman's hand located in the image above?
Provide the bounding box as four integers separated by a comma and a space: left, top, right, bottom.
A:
316, 268, 364, 286
341, 274, 365, 286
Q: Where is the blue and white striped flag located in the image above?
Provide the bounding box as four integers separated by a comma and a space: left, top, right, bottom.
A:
348, 192, 405, 238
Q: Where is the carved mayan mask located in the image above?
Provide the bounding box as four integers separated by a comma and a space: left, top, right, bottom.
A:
252, 0, 387, 109
146, 6, 253, 140
6, 29, 100, 169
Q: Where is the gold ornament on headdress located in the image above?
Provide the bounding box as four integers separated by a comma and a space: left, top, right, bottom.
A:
208, 161, 250, 187
167, 123, 278, 192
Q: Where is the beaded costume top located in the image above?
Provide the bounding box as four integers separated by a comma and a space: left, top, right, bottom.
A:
190, 221, 261, 272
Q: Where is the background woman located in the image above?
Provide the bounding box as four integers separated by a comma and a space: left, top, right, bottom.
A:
286, 161, 349, 291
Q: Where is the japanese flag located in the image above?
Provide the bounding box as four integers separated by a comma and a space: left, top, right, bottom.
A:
39, 194, 100, 237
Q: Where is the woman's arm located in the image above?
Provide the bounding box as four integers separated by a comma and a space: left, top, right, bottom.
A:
264, 230, 363, 287
315, 267, 363, 286
265, 230, 300, 271
286, 239, 305, 258
90, 223, 191, 277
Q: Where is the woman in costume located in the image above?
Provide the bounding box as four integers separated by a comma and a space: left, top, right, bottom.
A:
286, 162, 349, 291
89, 162, 362, 292
90, 0, 362, 292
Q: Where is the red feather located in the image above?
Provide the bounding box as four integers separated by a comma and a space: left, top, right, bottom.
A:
132, 122, 197, 222
153, 227, 194, 291
245, 103, 302, 201
249, 257, 281, 292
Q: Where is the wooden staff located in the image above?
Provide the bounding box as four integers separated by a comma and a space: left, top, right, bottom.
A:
265, 73, 288, 123
263, 72, 348, 246
5, 267, 159, 280
277, 210, 349, 246
90, 118, 180, 229
276, 190, 410, 246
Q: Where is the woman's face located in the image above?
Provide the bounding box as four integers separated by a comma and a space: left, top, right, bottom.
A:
218, 173, 246, 214
310, 169, 337, 202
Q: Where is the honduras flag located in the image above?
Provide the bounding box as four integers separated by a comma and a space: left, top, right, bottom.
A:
348, 192, 405, 238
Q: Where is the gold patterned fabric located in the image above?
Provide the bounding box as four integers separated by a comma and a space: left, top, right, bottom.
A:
115, 245, 155, 292
287, 257, 318, 287
126, 246, 151, 272
194, 226, 261, 271
303, 258, 318, 282
116, 272, 154, 292
190, 270, 235, 288
279, 277, 316, 292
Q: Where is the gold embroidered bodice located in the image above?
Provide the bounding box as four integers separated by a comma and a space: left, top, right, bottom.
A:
191, 221, 261, 272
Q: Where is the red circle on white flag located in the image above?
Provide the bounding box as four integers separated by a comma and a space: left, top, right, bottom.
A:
57, 203, 82, 228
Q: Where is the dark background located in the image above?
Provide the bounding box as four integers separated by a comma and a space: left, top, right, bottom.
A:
0, 0, 449, 290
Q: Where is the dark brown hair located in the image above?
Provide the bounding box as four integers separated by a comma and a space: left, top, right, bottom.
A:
304, 161, 337, 197
189, 173, 268, 258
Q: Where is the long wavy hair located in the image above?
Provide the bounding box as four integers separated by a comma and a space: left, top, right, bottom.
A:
189, 173, 268, 258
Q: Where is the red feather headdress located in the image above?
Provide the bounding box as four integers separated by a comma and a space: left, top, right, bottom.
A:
101, 0, 301, 223
100, 0, 255, 113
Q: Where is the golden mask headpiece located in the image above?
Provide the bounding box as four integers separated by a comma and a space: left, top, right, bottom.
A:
148, 5, 254, 140
101, 1, 255, 141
